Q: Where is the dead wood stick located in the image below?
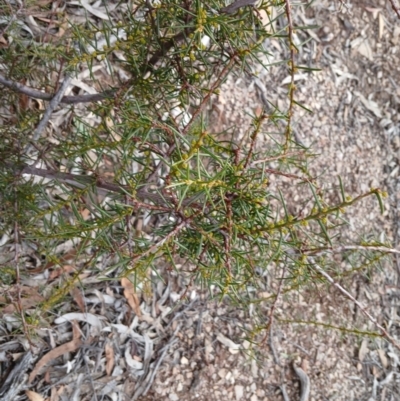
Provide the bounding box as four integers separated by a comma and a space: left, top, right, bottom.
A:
0, 351, 35, 401
220, 0, 258, 14
25, 74, 72, 154
0, 73, 113, 104
293, 364, 310, 401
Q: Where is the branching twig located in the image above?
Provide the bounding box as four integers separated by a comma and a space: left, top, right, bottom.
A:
224, 199, 233, 277
283, 0, 296, 150
25, 74, 72, 153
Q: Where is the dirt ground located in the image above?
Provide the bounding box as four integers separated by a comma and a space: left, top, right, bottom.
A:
2, 1, 400, 401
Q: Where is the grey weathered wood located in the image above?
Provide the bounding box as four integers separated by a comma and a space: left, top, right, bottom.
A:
220, 0, 258, 14
0, 351, 36, 401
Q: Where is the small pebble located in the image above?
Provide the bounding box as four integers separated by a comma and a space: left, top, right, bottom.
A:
235, 385, 244, 401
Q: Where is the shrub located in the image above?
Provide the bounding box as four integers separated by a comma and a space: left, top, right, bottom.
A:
0, 0, 396, 349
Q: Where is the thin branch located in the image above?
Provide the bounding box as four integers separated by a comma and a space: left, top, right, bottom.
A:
242, 114, 266, 170
25, 74, 72, 153
304, 245, 400, 256
220, 0, 258, 14
283, 0, 296, 150
261, 264, 286, 361
0, 73, 114, 104
182, 54, 237, 135
310, 258, 400, 351
263, 168, 314, 183
131, 219, 190, 263
279, 383, 291, 401
0, 26, 194, 105
224, 200, 233, 277
277, 318, 382, 336
0, 2, 23, 37
5, 162, 207, 211
251, 151, 305, 166
334, 245, 400, 254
